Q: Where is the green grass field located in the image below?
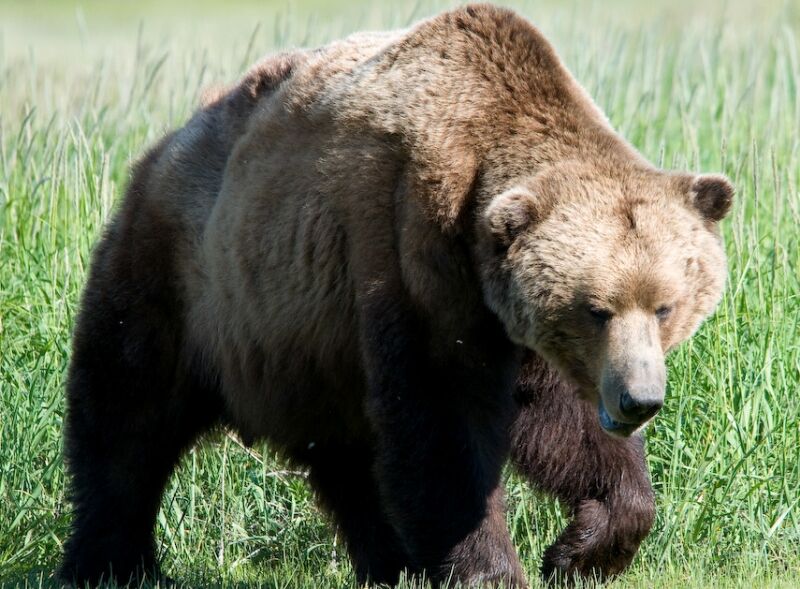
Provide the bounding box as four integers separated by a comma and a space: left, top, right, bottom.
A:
1, 0, 798, 587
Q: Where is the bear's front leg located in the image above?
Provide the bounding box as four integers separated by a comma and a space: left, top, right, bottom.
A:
439, 485, 528, 587
510, 353, 655, 584
359, 295, 527, 587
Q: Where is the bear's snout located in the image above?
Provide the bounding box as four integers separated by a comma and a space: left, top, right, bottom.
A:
619, 388, 664, 423
598, 311, 667, 436
598, 368, 665, 436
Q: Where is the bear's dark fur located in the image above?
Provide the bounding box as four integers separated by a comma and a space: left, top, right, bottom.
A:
61, 5, 731, 587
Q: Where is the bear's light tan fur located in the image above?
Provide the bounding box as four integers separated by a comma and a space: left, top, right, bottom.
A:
163, 4, 730, 435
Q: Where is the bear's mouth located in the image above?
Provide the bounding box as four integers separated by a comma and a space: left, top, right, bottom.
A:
598, 402, 641, 438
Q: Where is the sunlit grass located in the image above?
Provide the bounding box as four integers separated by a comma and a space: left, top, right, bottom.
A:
1, 1, 798, 586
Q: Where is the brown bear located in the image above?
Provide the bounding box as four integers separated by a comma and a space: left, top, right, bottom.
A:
60, 4, 733, 587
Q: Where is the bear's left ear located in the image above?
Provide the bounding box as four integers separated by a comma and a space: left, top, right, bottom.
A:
689, 174, 734, 222
484, 186, 543, 247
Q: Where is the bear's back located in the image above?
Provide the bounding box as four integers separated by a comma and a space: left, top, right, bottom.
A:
140, 5, 648, 447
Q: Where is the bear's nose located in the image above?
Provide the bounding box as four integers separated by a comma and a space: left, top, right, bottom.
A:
619, 389, 663, 423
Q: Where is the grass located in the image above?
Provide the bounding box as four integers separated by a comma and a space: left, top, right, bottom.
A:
1, 0, 798, 587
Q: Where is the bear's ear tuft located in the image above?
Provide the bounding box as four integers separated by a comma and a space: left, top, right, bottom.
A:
485, 187, 541, 247
690, 174, 734, 222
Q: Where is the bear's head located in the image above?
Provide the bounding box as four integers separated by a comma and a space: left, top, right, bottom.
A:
478, 162, 734, 436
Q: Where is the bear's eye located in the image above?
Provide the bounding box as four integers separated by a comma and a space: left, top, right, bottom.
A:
656, 305, 673, 322
588, 306, 613, 325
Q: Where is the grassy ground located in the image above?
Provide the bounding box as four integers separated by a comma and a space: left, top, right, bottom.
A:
1, 0, 799, 587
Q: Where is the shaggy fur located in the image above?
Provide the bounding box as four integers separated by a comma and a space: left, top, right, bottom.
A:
61, 5, 732, 587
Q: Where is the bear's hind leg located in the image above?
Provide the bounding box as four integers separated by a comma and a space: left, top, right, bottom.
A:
510, 354, 655, 584
61, 324, 223, 587
60, 236, 223, 585
307, 443, 411, 586
61, 327, 222, 586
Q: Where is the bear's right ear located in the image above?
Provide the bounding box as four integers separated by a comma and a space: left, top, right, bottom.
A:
484, 187, 542, 247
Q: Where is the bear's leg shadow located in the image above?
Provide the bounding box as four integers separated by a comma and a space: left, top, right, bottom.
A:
357, 295, 528, 587
60, 255, 223, 585
510, 353, 656, 583
306, 443, 412, 585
